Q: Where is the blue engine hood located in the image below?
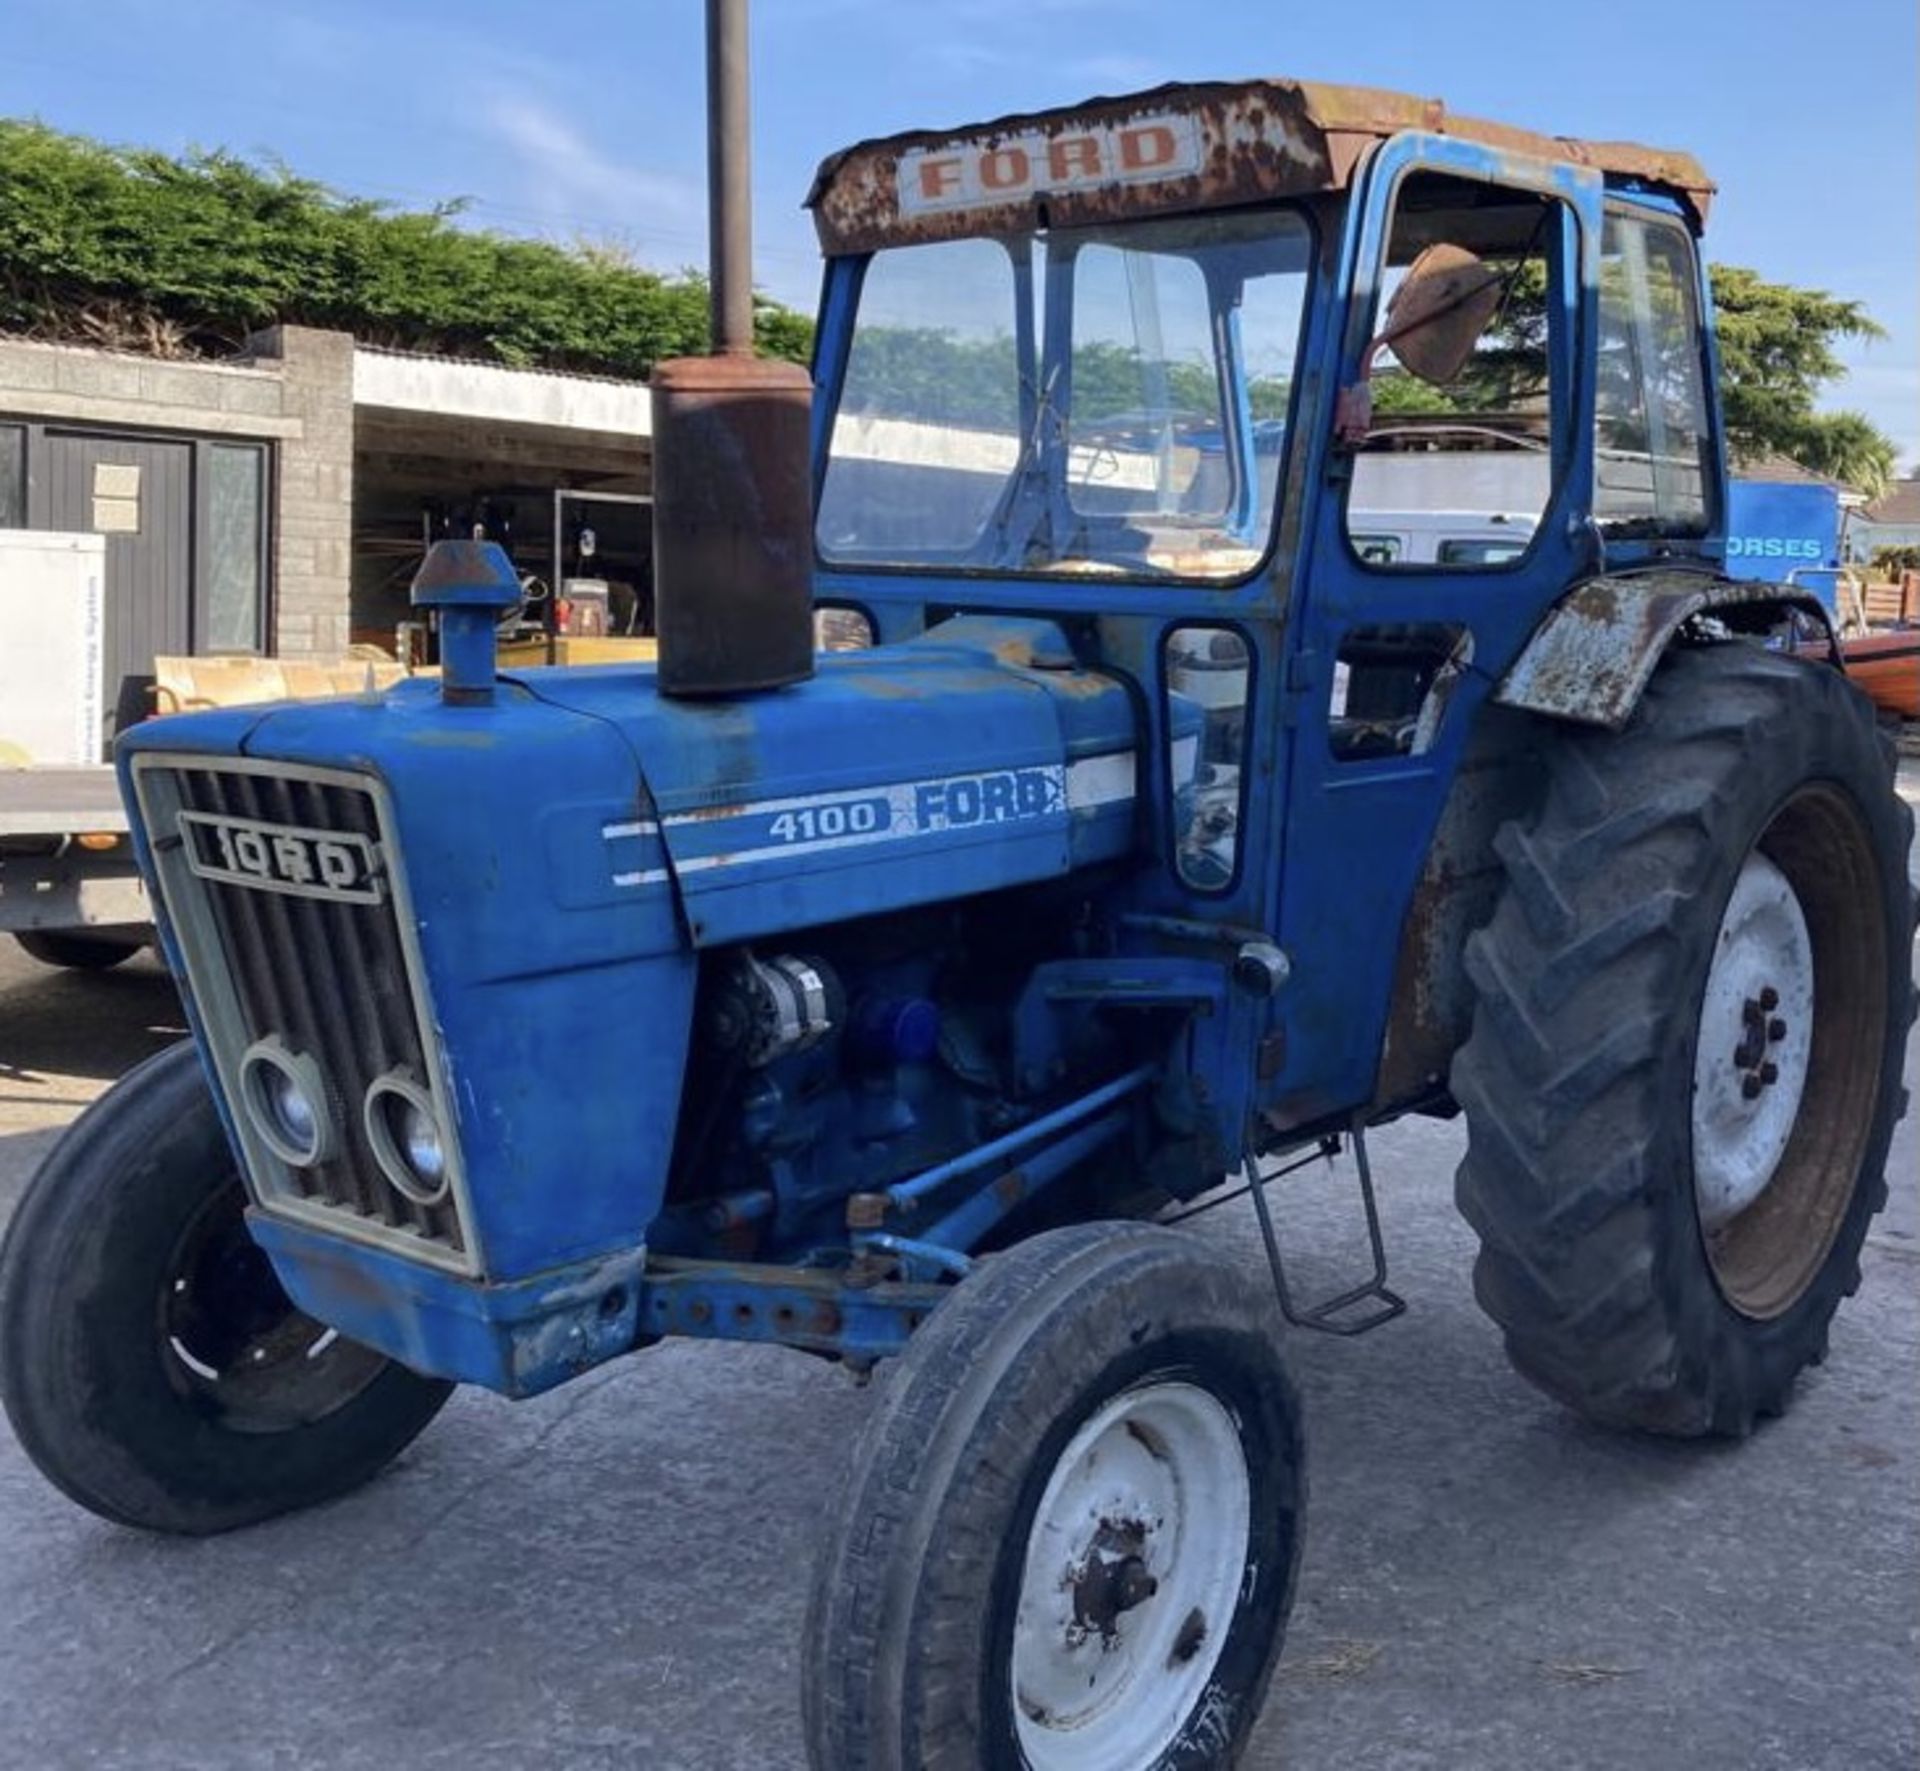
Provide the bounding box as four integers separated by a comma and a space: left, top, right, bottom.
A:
130, 615, 1142, 963
505, 614, 1140, 944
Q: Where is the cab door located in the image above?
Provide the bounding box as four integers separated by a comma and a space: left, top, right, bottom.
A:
1263, 137, 1603, 1132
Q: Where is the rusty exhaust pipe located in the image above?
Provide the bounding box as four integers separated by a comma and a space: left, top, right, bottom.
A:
707, 0, 753, 360
651, 0, 814, 699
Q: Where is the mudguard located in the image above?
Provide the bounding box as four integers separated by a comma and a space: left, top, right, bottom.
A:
1495, 570, 1837, 730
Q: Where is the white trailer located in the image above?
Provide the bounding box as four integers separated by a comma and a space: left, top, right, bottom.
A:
0, 530, 151, 968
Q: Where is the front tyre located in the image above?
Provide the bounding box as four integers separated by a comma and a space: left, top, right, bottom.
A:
1454, 645, 1916, 1436
803, 1223, 1305, 1771
0, 1041, 453, 1534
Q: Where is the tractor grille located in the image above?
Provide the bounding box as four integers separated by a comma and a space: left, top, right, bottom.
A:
133, 758, 473, 1268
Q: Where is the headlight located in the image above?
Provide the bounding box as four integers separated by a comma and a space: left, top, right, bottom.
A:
238, 1037, 332, 1167
364, 1070, 452, 1206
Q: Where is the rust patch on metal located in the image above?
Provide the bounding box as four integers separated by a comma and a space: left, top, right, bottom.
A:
1045, 671, 1121, 701
808, 77, 1712, 255
811, 83, 1335, 255
993, 1168, 1029, 1207
1497, 572, 1835, 729
842, 673, 930, 700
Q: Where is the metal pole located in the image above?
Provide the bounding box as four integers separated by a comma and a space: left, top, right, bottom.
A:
707, 0, 754, 356
549, 486, 563, 665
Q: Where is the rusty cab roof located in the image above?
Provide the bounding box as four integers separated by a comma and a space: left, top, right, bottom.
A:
807, 77, 1714, 256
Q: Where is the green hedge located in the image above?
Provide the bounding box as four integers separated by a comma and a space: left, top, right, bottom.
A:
0, 119, 812, 376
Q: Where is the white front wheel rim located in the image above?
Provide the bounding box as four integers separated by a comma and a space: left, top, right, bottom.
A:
1011, 1379, 1252, 1771
1692, 850, 1816, 1231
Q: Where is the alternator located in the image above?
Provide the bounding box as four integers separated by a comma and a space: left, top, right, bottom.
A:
707, 951, 841, 1067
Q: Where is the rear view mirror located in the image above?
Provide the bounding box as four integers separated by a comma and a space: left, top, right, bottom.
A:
1381, 244, 1503, 387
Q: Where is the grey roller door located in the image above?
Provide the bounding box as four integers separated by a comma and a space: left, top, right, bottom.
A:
40, 430, 194, 729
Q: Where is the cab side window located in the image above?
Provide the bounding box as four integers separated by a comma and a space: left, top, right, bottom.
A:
1593, 210, 1713, 535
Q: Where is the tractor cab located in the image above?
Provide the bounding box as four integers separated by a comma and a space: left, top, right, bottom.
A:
805, 80, 1733, 1144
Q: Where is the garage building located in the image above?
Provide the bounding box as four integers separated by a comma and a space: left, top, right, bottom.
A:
0, 325, 654, 739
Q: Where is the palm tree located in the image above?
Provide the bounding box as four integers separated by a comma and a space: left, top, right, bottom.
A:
1793, 412, 1898, 502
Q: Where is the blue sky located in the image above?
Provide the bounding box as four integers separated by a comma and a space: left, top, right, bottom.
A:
5, 0, 1915, 465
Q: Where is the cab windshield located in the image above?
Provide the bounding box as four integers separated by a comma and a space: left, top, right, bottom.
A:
816, 211, 1313, 582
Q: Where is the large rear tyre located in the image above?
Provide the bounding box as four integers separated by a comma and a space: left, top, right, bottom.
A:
0, 1040, 453, 1534
1454, 645, 1915, 1436
802, 1223, 1305, 1771
13, 929, 145, 970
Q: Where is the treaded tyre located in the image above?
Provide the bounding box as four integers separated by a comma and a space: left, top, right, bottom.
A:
802, 1222, 1305, 1771
0, 1040, 453, 1534
1454, 644, 1916, 1437
14, 929, 145, 970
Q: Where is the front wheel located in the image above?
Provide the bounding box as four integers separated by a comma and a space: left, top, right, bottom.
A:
0, 1040, 453, 1534
803, 1223, 1305, 1770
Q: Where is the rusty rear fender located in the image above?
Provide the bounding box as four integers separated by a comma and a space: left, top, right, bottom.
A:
1494, 570, 1838, 731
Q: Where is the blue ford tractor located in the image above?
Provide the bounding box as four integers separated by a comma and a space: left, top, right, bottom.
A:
3, 70, 1914, 1771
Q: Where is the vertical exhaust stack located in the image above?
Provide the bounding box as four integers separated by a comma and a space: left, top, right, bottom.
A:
652, 0, 815, 699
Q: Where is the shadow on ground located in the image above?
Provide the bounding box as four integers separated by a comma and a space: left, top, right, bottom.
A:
0, 951, 184, 1083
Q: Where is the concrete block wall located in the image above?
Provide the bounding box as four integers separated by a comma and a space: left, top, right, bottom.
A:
0, 334, 295, 437
0, 329, 356, 660
242, 327, 355, 657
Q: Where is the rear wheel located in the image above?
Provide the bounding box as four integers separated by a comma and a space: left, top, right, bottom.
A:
1454, 645, 1915, 1436
803, 1223, 1305, 1770
0, 1040, 452, 1533
14, 929, 145, 970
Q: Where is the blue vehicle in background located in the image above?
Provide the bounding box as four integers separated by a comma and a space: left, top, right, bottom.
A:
1727, 474, 1846, 610
3, 64, 1914, 1771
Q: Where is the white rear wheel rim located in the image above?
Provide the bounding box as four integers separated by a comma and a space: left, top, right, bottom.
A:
1011, 1379, 1251, 1770
1692, 850, 1815, 1231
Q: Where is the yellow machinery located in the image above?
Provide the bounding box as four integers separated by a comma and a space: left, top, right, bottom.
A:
150, 638, 660, 716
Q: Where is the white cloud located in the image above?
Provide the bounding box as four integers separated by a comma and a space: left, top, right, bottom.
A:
483, 95, 705, 246
928, 39, 1018, 73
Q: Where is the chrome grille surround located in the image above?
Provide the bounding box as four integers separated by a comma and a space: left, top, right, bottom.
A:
132, 754, 481, 1274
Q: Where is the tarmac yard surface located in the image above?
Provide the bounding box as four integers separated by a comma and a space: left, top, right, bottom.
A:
1, 773, 1915, 1770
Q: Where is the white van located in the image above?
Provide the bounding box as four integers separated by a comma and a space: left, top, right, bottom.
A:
1348, 438, 1548, 565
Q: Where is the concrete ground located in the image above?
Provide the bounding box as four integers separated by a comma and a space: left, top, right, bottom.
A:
1, 771, 1915, 1770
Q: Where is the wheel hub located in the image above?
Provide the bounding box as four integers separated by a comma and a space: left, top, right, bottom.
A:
160, 1182, 386, 1432
1068, 1527, 1159, 1644
1012, 1381, 1250, 1771
1692, 851, 1815, 1232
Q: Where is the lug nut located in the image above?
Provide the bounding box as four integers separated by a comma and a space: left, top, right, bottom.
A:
1768, 1018, 1787, 1041
1742, 1075, 1764, 1101
1113, 1556, 1158, 1614
1760, 1061, 1779, 1086
1759, 986, 1780, 1012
